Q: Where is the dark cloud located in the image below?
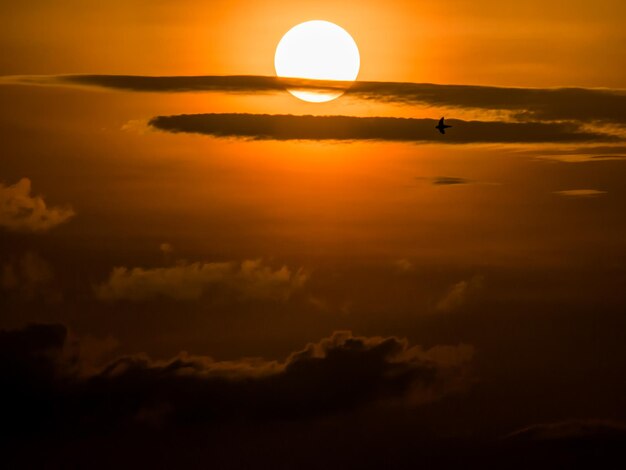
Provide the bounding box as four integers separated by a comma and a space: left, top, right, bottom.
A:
431, 176, 471, 186
6, 75, 626, 126
148, 113, 614, 144
65, 74, 289, 93
0, 324, 473, 439
55, 76, 626, 125
348, 81, 626, 125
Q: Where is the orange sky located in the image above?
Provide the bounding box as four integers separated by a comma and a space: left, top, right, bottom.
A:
2, 2, 626, 465
2, 0, 626, 87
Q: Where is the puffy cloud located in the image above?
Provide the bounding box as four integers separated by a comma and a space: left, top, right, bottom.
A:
0, 178, 74, 232
0, 324, 474, 437
95, 259, 308, 302
436, 275, 484, 312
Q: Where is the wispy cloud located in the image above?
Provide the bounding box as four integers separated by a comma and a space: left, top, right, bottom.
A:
431, 176, 471, 186
553, 189, 607, 198
148, 114, 614, 144
5, 74, 626, 126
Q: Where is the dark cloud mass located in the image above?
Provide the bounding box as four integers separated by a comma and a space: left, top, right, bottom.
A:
5, 74, 626, 126
348, 81, 626, 124
0, 324, 473, 439
148, 113, 613, 144
432, 176, 471, 185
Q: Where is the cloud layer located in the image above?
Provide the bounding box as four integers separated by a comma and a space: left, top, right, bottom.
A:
55, 76, 626, 125
95, 259, 308, 302
0, 178, 75, 232
148, 113, 614, 144
0, 324, 473, 437
5, 75, 626, 125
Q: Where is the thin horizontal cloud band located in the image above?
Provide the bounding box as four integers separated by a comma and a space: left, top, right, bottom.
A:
5, 74, 626, 125
148, 114, 616, 144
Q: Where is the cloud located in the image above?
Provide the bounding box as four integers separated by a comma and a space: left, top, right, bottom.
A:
515, 144, 626, 163
431, 176, 471, 186
539, 154, 626, 163
0, 178, 75, 232
95, 259, 308, 302
148, 113, 614, 144
589, 155, 626, 161
348, 82, 626, 125
436, 275, 484, 313
553, 189, 607, 198
6, 74, 626, 126
0, 324, 474, 437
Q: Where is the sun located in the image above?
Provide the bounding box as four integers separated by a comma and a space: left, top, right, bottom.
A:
274, 20, 360, 103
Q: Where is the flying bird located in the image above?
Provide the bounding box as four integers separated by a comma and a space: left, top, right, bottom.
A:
435, 117, 452, 134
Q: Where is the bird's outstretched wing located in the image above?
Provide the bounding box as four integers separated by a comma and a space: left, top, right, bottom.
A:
438, 128, 446, 134
438, 117, 445, 126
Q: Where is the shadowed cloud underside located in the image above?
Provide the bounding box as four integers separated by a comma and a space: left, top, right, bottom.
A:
4, 74, 626, 125
147, 113, 615, 144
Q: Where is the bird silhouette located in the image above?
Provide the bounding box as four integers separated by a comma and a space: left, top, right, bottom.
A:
435, 117, 452, 134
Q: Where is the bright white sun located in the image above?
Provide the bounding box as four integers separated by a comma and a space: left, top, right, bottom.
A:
274, 20, 360, 103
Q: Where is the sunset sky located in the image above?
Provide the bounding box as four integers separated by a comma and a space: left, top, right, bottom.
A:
2, 1, 626, 468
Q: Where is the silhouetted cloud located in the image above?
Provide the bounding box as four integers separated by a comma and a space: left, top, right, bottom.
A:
553, 189, 607, 198
0, 324, 473, 438
65, 74, 290, 93
95, 259, 308, 302
148, 114, 614, 144
0, 178, 75, 232
2, 75, 626, 124
432, 176, 471, 186
5, 75, 626, 125
348, 82, 626, 125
